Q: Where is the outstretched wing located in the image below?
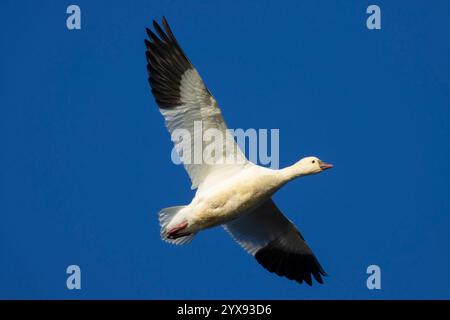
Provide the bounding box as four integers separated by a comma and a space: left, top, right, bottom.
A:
145, 17, 248, 189
224, 199, 326, 285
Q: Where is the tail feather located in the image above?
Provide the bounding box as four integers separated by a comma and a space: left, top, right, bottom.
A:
159, 206, 196, 245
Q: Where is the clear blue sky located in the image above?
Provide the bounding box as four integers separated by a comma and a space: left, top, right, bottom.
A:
1, 0, 449, 299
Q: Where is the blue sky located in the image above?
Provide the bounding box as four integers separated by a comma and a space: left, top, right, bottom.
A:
1, 0, 449, 299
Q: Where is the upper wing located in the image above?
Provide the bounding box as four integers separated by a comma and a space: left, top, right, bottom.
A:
145, 17, 248, 189
223, 199, 326, 285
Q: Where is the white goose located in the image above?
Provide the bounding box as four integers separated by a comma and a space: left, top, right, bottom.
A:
145, 17, 333, 285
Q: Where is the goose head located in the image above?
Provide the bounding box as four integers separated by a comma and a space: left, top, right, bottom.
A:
282, 156, 333, 181
296, 156, 333, 175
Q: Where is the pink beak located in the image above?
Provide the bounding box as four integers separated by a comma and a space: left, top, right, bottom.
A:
320, 162, 334, 170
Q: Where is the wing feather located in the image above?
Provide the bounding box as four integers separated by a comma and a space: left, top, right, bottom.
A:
224, 199, 327, 285
145, 17, 247, 189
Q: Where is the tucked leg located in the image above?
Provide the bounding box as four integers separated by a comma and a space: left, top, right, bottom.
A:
166, 220, 190, 239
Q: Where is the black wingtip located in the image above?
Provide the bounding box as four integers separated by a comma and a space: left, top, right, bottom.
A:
144, 17, 193, 109
162, 16, 168, 27
255, 245, 327, 286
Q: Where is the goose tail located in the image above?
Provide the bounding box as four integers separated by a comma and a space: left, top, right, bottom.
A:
159, 206, 196, 245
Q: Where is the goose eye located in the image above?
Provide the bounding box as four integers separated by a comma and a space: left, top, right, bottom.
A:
312, 160, 316, 164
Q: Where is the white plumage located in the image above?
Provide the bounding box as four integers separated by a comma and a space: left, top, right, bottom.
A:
145, 17, 333, 285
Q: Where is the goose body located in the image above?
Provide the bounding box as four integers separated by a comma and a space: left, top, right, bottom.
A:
170, 165, 282, 233
145, 18, 333, 285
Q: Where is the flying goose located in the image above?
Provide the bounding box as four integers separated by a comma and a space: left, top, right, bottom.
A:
145, 17, 333, 286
